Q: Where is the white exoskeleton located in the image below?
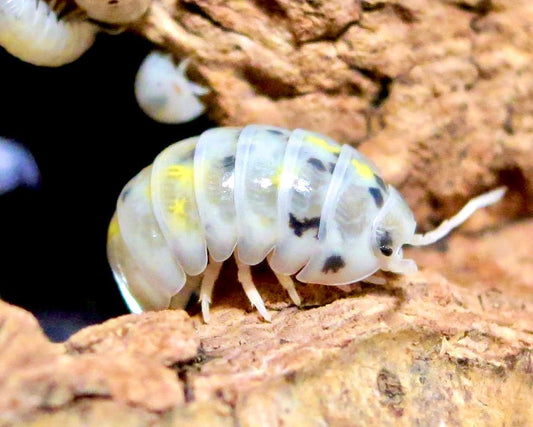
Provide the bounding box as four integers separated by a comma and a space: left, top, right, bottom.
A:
107, 125, 506, 322
134, 51, 209, 124
0, 137, 40, 195
0, 0, 98, 67
74, 0, 150, 24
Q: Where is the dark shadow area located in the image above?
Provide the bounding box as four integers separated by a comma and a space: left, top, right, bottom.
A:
0, 31, 215, 340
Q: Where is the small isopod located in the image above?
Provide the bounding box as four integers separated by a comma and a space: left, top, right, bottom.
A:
0, 137, 40, 195
0, 0, 98, 66
134, 51, 209, 124
107, 125, 506, 322
75, 0, 150, 24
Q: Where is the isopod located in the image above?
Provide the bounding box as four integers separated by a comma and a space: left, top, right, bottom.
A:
75, 0, 150, 24
0, 137, 40, 195
134, 51, 209, 124
0, 0, 98, 67
107, 125, 506, 322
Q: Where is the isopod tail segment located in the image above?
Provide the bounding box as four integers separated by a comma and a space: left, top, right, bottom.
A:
107, 125, 507, 323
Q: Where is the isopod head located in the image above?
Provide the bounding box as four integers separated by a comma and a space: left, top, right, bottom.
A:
75, 0, 150, 24
371, 186, 418, 275
134, 51, 209, 124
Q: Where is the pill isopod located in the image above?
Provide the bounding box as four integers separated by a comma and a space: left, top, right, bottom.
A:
107, 125, 506, 322
0, 0, 98, 67
134, 51, 209, 124
74, 0, 150, 24
0, 137, 40, 195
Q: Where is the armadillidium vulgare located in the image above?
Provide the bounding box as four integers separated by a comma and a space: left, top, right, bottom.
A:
0, 0, 98, 66
134, 51, 209, 124
107, 125, 506, 322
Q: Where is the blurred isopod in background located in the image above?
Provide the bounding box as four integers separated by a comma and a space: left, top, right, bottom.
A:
0, 137, 40, 195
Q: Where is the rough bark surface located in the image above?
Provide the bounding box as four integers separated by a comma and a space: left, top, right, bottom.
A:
136, 0, 532, 224
1, 219, 533, 425
2, 0, 532, 425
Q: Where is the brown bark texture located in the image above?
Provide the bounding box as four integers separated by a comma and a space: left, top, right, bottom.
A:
1, 219, 533, 425
2, 0, 533, 425
136, 0, 532, 224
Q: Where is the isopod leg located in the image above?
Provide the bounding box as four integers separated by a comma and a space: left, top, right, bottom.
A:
199, 257, 223, 323
234, 253, 272, 322
267, 254, 301, 306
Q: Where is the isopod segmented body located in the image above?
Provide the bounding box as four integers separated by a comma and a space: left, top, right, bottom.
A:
134, 51, 209, 124
107, 125, 506, 322
0, 0, 98, 67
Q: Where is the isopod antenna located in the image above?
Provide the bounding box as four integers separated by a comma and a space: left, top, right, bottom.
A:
409, 187, 507, 247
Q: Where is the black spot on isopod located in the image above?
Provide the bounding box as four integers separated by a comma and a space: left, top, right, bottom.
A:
322, 255, 345, 273
307, 157, 326, 171
289, 213, 320, 237
221, 155, 235, 171
374, 174, 387, 191
369, 187, 384, 208
328, 162, 336, 174
377, 230, 393, 257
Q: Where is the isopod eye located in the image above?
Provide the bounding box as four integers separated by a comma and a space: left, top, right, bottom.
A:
379, 246, 393, 256
376, 229, 394, 257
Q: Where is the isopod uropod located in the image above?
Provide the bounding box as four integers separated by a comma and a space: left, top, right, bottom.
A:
0, 0, 98, 67
107, 125, 506, 322
134, 51, 210, 124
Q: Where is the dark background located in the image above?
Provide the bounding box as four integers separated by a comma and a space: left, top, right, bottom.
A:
0, 32, 214, 340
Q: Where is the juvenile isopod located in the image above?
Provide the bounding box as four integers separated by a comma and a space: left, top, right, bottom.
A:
107, 125, 506, 322
134, 51, 210, 124
0, 0, 99, 66
0, 137, 40, 195
75, 0, 150, 24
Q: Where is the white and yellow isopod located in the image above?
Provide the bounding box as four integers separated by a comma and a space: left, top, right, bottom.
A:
107, 125, 506, 322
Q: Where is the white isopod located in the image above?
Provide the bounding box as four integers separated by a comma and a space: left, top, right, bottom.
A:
0, 137, 40, 195
107, 125, 506, 322
0, 0, 99, 66
134, 51, 209, 124
75, 0, 150, 24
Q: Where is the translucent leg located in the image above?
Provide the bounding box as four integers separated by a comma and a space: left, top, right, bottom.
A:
199, 257, 223, 323
267, 254, 301, 305
234, 253, 271, 321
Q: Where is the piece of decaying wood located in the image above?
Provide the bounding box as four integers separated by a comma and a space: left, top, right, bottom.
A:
1, 219, 532, 425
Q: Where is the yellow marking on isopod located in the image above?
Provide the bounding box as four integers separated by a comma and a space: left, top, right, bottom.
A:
166, 164, 194, 183
169, 198, 188, 217
270, 165, 284, 188
145, 183, 152, 200
351, 159, 374, 180
304, 135, 341, 154
107, 217, 120, 239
